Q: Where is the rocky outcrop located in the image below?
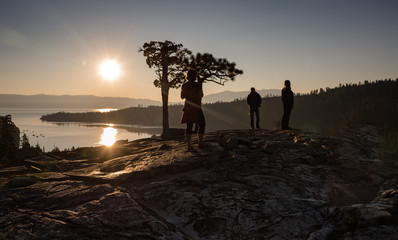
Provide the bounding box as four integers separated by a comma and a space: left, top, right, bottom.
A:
0, 126, 397, 239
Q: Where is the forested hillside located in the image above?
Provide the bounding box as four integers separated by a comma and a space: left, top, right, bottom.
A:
41, 79, 398, 134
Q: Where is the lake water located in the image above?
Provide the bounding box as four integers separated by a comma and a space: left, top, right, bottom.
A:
0, 108, 162, 152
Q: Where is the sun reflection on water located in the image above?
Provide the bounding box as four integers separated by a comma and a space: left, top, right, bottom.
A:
97, 108, 118, 113
100, 126, 117, 146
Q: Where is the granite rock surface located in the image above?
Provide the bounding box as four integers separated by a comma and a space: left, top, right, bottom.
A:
1, 126, 397, 239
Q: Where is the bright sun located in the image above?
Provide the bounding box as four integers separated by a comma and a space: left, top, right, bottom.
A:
99, 60, 121, 81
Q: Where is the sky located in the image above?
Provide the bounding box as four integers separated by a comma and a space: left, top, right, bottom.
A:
1, 0, 397, 102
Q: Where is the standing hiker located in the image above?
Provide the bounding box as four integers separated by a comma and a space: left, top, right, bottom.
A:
180, 69, 206, 150
247, 87, 262, 130
281, 80, 294, 130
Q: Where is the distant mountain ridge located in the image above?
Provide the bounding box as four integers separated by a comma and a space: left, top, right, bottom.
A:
0, 90, 281, 108
0, 94, 161, 109
203, 89, 280, 103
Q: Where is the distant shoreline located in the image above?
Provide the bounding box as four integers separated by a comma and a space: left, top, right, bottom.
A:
0, 94, 162, 109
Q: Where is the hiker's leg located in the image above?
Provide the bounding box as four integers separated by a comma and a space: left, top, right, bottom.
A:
186, 123, 194, 148
197, 109, 206, 145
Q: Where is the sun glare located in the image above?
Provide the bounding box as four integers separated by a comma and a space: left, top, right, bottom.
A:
99, 60, 121, 81
100, 126, 117, 146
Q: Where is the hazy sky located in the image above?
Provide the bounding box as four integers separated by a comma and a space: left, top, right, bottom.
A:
1, 0, 397, 102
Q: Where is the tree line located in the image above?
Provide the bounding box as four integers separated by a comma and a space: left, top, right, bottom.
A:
41, 78, 398, 135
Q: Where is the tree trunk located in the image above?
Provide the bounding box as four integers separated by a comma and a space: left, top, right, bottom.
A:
161, 50, 170, 139
161, 84, 170, 139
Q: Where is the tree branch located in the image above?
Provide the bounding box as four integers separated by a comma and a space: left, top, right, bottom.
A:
205, 79, 225, 86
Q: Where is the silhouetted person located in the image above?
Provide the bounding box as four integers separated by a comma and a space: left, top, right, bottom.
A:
247, 87, 262, 130
180, 69, 206, 150
281, 80, 294, 130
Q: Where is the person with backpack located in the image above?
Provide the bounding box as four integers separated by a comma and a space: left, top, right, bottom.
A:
180, 69, 206, 150
247, 87, 262, 130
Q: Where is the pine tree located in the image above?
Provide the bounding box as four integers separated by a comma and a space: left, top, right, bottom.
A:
21, 133, 30, 149
139, 40, 191, 139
